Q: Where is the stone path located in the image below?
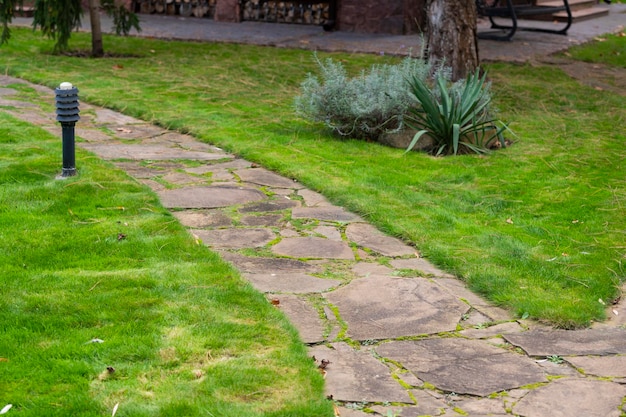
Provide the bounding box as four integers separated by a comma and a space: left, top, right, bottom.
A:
4, 75, 626, 417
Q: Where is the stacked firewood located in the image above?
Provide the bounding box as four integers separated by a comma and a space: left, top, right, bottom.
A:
136, 0, 216, 18
241, 1, 331, 25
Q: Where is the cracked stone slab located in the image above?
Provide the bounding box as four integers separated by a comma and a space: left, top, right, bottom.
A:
171, 210, 232, 228
345, 223, 415, 257
158, 186, 266, 209
244, 273, 340, 294
81, 143, 227, 161
376, 338, 547, 397
504, 328, 626, 356
512, 379, 626, 417
325, 275, 468, 340
565, 355, 626, 378
219, 252, 321, 274
390, 258, 454, 277
309, 343, 413, 403
271, 294, 325, 344
292, 206, 363, 222
272, 237, 355, 260
235, 167, 304, 189
193, 228, 275, 249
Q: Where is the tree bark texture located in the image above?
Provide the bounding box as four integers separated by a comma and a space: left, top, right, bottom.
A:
426, 0, 479, 80
88, 0, 104, 57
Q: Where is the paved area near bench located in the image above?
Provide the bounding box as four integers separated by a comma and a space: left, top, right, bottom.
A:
4, 7, 626, 416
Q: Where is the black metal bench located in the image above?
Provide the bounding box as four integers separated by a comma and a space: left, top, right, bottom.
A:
477, 0, 572, 41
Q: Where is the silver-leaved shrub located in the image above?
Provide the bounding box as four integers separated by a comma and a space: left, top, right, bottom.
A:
295, 54, 432, 141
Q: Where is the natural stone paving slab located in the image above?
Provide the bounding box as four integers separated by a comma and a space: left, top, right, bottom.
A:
161, 172, 207, 186
512, 379, 626, 417
565, 355, 626, 377
240, 214, 283, 227
352, 262, 392, 277
193, 228, 275, 249
460, 322, 524, 339
158, 186, 266, 208
298, 189, 332, 207
272, 294, 325, 344
313, 225, 342, 241
219, 252, 321, 274
272, 237, 355, 260
183, 160, 252, 177
239, 199, 300, 213
454, 398, 508, 416
244, 273, 340, 294
504, 328, 626, 356
326, 275, 468, 340
235, 167, 304, 189
390, 258, 454, 277
345, 223, 415, 257
433, 277, 512, 322
377, 338, 547, 397
77, 128, 113, 142
104, 123, 167, 139
81, 143, 226, 161
95, 108, 145, 125
291, 206, 363, 222
309, 343, 413, 403
171, 210, 232, 228
371, 390, 455, 416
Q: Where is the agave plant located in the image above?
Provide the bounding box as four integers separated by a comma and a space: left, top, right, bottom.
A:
405, 69, 508, 156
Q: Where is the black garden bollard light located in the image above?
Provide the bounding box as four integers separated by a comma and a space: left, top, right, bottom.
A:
55, 82, 80, 178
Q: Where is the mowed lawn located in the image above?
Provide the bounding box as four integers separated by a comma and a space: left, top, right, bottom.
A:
0, 113, 331, 416
1, 28, 624, 326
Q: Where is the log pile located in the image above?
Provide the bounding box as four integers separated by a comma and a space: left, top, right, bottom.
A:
135, 0, 216, 18
241, 1, 331, 25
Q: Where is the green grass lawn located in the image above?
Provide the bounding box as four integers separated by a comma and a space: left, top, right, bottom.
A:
0, 113, 330, 416
0, 28, 624, 331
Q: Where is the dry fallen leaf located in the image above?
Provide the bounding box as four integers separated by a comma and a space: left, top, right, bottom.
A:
318, 359, 331, 370
506, 218, 514, 224
270, 298, 280, 306
0, 358, 8, 362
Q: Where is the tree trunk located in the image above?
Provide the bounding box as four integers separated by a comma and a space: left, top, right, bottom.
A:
426, 0, 479, 80
88, 0, 104, 57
